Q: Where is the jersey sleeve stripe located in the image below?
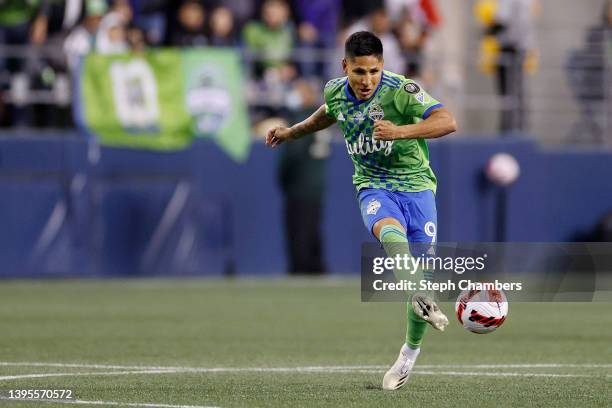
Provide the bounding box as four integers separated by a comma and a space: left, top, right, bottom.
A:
422, 103, 444, 119
382, 78, 399, 84
384, 77, 401, 86
325, 77, 347, 89
382, 79, 401, 89
383, 71, 403, 81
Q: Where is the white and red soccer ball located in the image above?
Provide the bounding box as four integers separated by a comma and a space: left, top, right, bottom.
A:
455, 288, 509, 334
485, 153, 520, 186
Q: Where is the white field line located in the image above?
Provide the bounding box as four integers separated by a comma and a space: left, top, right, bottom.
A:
0, 369, 601, 381
14, 277, 354, 291
0, 363, 610, 381
341, 370, 600, 378
430, 364, 612, 368
0, 369, 179, 381
0, 397, 219, 408
0, 362, 194, 371
1, 362, 611, 371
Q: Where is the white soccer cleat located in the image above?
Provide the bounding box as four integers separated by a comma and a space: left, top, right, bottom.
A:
382, 344, 419, 391
412, 293, 449, 331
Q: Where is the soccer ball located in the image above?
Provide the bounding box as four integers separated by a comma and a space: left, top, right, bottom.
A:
485, 153, 520, 186
455, 288, 508, 334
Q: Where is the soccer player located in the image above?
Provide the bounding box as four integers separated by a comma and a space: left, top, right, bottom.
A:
265, 31, 457, 390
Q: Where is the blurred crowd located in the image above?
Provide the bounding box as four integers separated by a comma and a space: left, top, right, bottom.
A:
565, 0, 612, 145
0, 0, 442, 128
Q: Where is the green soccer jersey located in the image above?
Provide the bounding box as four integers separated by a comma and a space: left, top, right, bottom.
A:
323, 70, 443, 193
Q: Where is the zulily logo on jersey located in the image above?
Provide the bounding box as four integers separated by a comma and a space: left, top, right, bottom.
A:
345, 133, 394, 157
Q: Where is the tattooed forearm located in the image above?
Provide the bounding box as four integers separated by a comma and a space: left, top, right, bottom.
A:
289, 105, 337, 140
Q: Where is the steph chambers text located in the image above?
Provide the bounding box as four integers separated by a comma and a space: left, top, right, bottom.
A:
372, 279, 523, 292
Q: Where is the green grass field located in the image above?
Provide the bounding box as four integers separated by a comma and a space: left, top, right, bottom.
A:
0, 278, 610, 408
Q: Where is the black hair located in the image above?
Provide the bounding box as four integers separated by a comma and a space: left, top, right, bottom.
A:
344, 31, 383, 60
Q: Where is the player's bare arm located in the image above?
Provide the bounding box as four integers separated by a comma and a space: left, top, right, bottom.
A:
373, 107, 457, 141
265, 105, 336, 148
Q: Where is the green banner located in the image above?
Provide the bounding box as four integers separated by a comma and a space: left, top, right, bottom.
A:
76, 48, 251, 162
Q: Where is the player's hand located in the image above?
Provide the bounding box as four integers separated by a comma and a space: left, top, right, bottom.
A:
266, 126, 293, 148
373, 120, 401, 141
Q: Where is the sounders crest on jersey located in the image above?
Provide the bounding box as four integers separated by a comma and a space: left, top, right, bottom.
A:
368, 103, 385, 121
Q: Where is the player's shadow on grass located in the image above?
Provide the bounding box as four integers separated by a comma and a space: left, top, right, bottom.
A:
364, 382, 382, 390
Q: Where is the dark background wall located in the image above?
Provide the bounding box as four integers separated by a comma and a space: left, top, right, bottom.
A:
1, 134, 611, 277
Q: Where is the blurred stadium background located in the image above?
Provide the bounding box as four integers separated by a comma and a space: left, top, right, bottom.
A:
0, 0, 611, 277
1, 2, 612, 407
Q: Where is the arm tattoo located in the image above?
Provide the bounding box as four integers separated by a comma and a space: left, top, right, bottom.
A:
290, 105, 336, 140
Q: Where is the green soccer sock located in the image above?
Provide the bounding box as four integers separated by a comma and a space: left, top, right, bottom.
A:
406, 302, 427, 349
378, 224, 428, 350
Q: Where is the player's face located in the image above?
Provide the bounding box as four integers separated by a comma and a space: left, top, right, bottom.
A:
343, 55, 384, 101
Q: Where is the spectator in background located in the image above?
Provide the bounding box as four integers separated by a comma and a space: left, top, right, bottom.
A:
396, 13, 425, 77
294, 20, 320, 78
290, 0, 340, 78
278, 79, 328, 275
31, 0, 108, 46
208, 6, 237, 46
340, 0, 383, 27
385, 0, 441, 27
26, 0, 117, 71
216, 0, 254, 32
29, 1, 49, 47
170, 0, 208, 46
482, 0, 539, 133
96, 0, 132, 54
587, 0, 612, 145
391, 0, 441, 78
243, 0, 295, 80
592, 1, 612, 54
565, 0, 612, 145
130, 0, 167, 46
127, 24, 146, 53
369, 8, 404, 73
64, 0, 108, 70
343, 8, 404, 74
0, 0, 43, 126
0, 1, 40, 53
291, 0, 340, 48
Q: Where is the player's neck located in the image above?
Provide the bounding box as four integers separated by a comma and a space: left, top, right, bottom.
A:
347, 84, 359, 100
